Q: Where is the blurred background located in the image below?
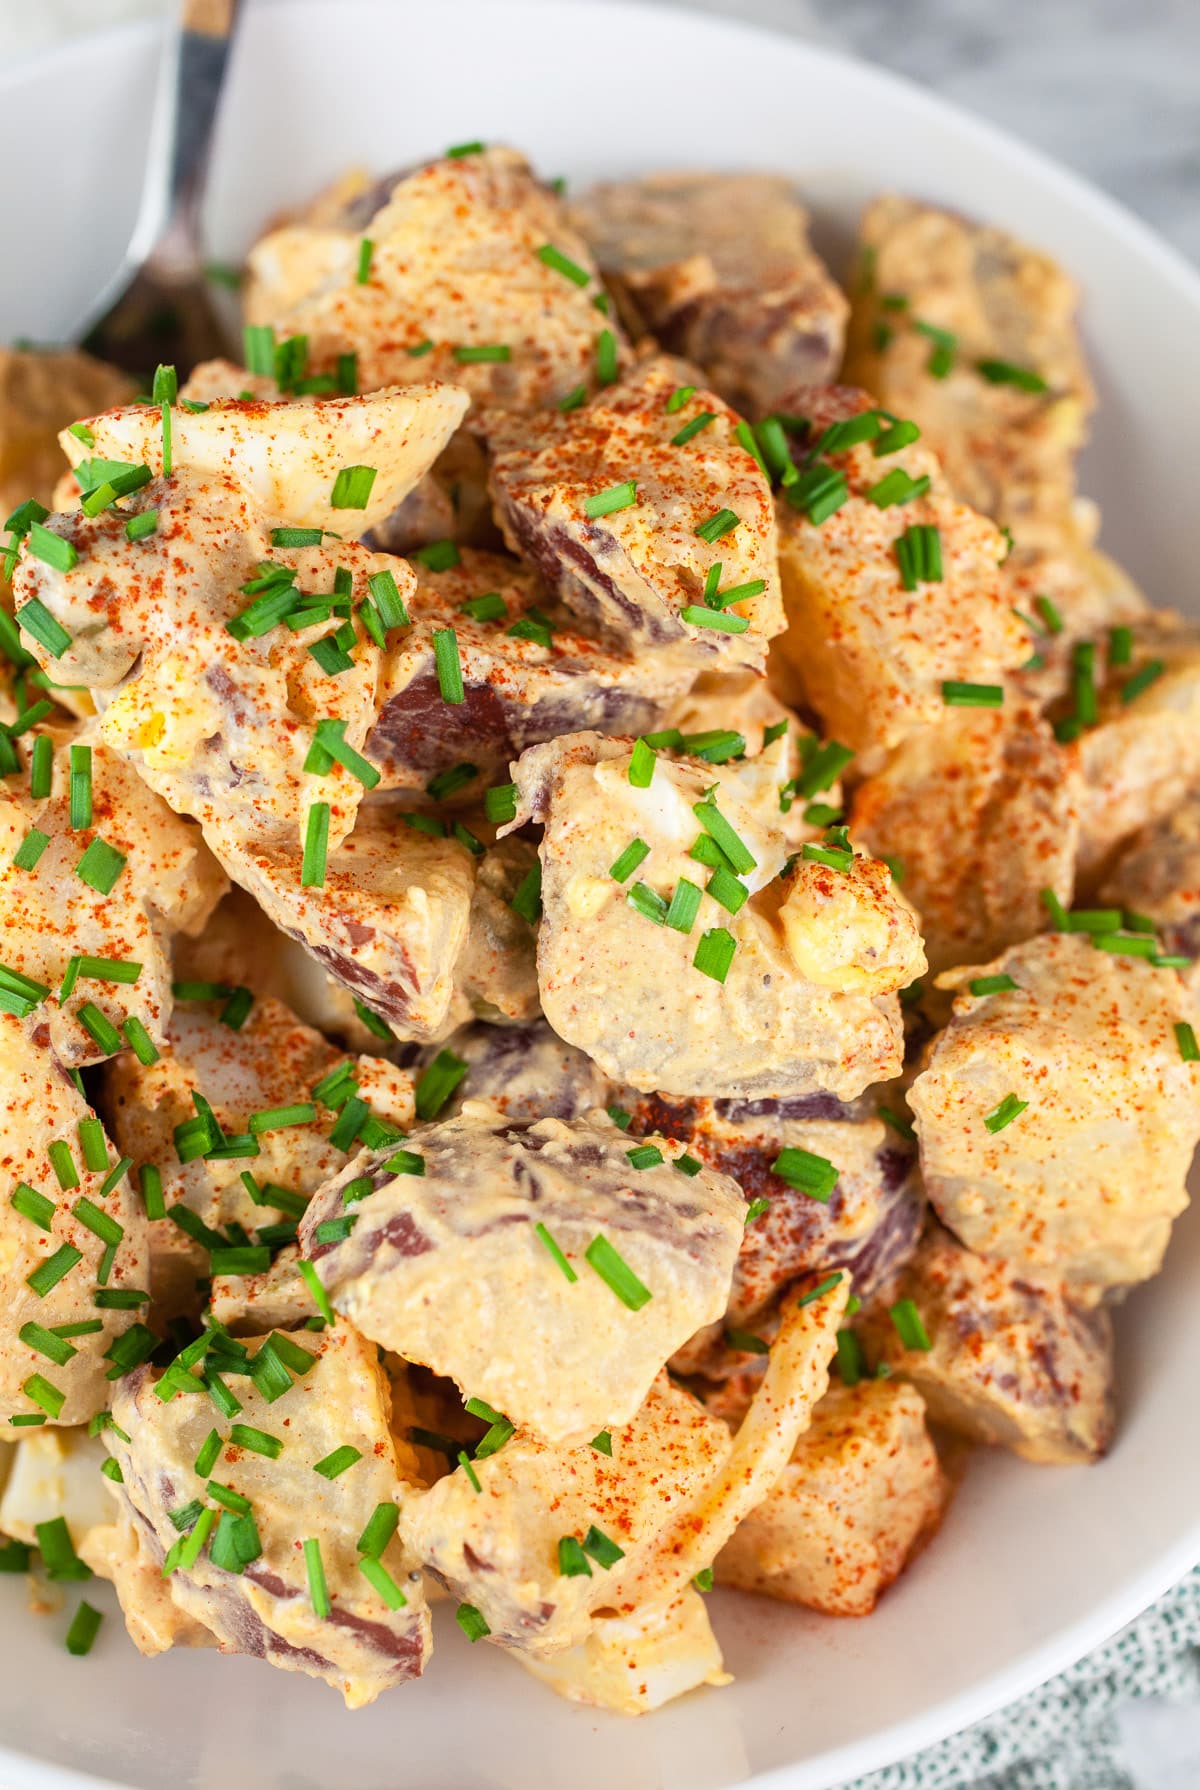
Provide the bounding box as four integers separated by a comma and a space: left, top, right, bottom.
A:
3, 0, 1198, 264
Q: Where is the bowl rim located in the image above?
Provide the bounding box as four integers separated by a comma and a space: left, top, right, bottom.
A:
1, 7, 1199, 1788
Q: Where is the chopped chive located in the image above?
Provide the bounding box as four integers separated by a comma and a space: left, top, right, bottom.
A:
299, 1538, 329, 1617
872, 418, 921, 455
456, 1602, 490, 1642
29, 732, 53, 799
558, 383, 587, 412
680, 605, 750, 633
890, 1297, 932, 1350
692, 798, 756, 874
705, 580, 765, 614
706, 866, 748, 913
537, 242, 590, 287
357, 1501, 399, 1558
726, 1328, 770, 1356
68, 744, 92, 829
27, 1244, 82, 1297
975, 358, 1048, 393
510, 862, 542, 924
1109, 625, 1133, 666
594, 329, 619, 384
382, 1148, 425, 1177
358, 1555, 408, 1607
483, 782, 518, 825
671, 411, 717, 448
12, 828, 49, 871
626, 1144, 665, 1171
607, 1107, 632, 1132
1093, 931, 1158, 958
1121, 660, 1165, 704
229, 1424, 283, 1460
432, 627, 465, 704
772, 1146, 838, 1202
415, 1048, 469, 1120
970, 974, 1018, 996
867, 469, 931, 508
590, 1431, 613, 1455
627, 737, 656, 788
297, 1260, 334, 1326
99, 1158, 132, 1200
300, 803, 330, 888
585, 1234, 651, 1310
0, 1539, 31, 1573
558, 1536, 592, 1578
75, 837, 126, 894
18, 595, 73, 657
581, 1525, 625, 1569
1174, 1022, 1199, 1062
785, 464, 848, 525
329, 464, 377, 510
194, 1429, 222, 1477
983, 1093, 1028, 1134
453, 344, 511, 364
584, 481, 637, 520
665, 385, 696, 413
943, 681, 1004, 708
365, 569, 410, 632
664, 878, 702, 933
693, 926, 736, 983
744, 1196, 771, 1225
76, 1002, 123, 1057
627, 881, 668, 924
680, 729, 746, 763
894, 524, 943, 590
674, 1153, 703, 1177
534, 1221, 578, 1282
47, 1143, 79, 1191
694, 508, 740, 544
412, 538, 461, 574
20, 1322, 76, 1366
314, 1445, 362, 1480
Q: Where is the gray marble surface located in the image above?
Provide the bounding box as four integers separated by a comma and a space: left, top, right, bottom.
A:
2, 2, 1198, 1786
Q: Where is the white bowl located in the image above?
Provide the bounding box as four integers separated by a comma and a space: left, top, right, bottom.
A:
2, 6, 1198, 1788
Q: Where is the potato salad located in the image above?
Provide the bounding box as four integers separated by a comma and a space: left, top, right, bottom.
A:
0, 143, 1196, 1715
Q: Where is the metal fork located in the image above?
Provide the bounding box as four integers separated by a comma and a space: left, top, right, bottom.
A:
75, 0, 245, 376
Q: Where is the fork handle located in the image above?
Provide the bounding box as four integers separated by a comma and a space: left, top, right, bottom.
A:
170, 0, 244, 228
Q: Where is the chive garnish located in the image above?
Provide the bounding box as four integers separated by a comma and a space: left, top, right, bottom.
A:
585, 1235, 652, 1311
890, 1297, 932, 1350
772, 1146, 838, 1202
534, 1221, 578, 1282
983, 1093, 1028, 1134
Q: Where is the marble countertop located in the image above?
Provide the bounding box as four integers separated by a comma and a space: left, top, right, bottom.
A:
4, 3, 1199, 1787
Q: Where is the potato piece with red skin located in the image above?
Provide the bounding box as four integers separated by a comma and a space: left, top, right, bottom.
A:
0, 1012, 149, 1429
716, 1379, 945, 1614
1068, 616, 1200, 883
366, 547, 690, 794
851, 702, 1081, 974
486, 357, 781, 670
104, 1324, 431, 1706
770, 385, 1028, 761
509, 731, 921, 1101
573, 172, 847, 419
0, 724, 225, 1069
298, 1104, 745, 1446
1099, 792, 1200, 994
865, 1225, 1115, 1464
845, 196, 1094, 532
909, 933, 1200, 1297
245, 148, 625, 414
616, 1087, 923, 1373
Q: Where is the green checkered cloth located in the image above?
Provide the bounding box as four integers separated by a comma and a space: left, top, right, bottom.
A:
849, 1567, 1200, 1789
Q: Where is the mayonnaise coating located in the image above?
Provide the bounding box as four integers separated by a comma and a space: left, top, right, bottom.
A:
508, 731, 922, 1099
909, 933, 1200, 1295
105, 1323, 431, 1707
299, 1103, 745, 1445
